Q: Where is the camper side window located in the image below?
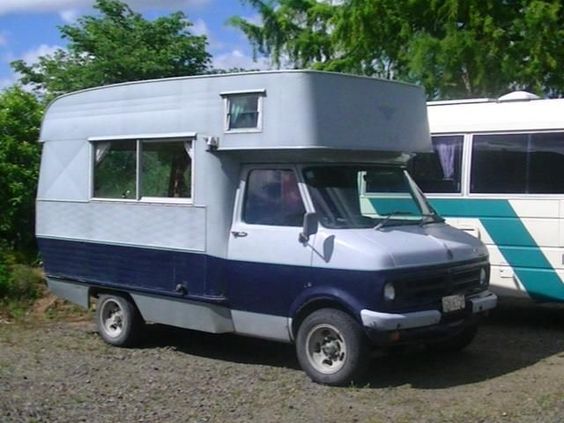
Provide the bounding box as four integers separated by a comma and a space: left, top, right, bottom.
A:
94, 140, 137, 199
243, 169, 306, 226
142, 141, 191, 198
93, 140, 192, 200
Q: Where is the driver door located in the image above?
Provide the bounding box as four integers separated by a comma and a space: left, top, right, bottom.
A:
228, 166, 314, 266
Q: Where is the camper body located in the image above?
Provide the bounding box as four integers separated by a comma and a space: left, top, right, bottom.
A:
37, 71, 496, 385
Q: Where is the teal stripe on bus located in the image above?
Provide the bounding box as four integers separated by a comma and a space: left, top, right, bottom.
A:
368, 197, 564, 301
432, 199, 564, 301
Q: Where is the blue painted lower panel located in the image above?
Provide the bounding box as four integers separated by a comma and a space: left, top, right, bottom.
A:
37, 238, 382, 318
38, 237, 489, 318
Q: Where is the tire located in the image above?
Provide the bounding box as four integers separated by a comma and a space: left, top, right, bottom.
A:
296, 308, 369, 386
95, 293, 143, 347
426, 324, 478, 353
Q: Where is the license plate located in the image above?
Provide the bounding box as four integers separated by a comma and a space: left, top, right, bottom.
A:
442, 294, 466, 313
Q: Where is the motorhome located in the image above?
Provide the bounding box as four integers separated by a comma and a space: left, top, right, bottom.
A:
37, 71, 496, 385
403, 93, 564, 303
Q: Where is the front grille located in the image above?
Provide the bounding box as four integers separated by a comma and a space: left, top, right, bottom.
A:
392, 262, 485, 308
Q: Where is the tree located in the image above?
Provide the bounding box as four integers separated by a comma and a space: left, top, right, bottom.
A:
0, 86, 43, 256
233, 0, 564, 99
12, 0, 211, 98
229, 0, 338, 69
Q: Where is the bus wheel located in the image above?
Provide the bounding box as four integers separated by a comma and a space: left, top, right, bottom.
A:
296, 308, 369, 386
426, 324, 478, 353
95, 293, 143, 347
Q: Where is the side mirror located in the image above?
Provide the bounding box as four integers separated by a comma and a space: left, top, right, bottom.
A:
299, 212, 319, 243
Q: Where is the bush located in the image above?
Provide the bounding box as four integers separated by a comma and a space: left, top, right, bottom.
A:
0, 245, 44, 318
6, 264, 44, 300
0, 247, 17, 298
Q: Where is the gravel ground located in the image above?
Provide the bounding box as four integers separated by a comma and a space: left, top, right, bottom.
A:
0, 301, 563, 423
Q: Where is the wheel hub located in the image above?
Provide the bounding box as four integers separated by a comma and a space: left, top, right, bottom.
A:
306, 324, 348, 375
101, 300, 124, 338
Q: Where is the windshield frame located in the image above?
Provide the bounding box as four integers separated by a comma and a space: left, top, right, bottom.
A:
301, 164, 443, 230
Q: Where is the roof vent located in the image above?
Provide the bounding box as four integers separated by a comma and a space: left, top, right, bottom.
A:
497, 91, 540, 102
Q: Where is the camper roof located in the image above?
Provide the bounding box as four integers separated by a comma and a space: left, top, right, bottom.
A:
40, 70, 430, 153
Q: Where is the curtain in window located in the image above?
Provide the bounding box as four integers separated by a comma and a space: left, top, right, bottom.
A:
184, 140, 193, 159
434, 138, 456, 179
230, 102, 244, 125
95, 142, 112, 164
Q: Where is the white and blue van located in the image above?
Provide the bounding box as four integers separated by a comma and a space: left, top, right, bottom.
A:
400, 93, 564, 303
36, 71, 496, 385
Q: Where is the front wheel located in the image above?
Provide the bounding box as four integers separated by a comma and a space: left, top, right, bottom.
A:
296, 308, 369, 386
95, 293, 143, 347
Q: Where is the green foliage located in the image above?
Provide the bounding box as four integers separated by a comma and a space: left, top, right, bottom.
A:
0, 241, 42, 302
233, 0, 564, 99
0, 86, 43, 255
12, 0, 211, 97
3, 265, 43, 301
229, 0, 337, 68
0, 246, 16, 298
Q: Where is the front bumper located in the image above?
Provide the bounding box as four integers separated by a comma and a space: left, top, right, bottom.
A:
360, 291, 497, 332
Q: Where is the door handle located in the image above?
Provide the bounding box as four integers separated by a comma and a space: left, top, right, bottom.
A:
231, 231, 248, 238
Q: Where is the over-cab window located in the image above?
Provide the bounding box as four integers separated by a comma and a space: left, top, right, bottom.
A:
243, 169, 306, 226
407, 135, 464, 194
222, 91, 265, 131
93, 139, 192, 200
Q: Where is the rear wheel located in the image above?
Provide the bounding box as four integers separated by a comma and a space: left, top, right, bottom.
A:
426, 324, 478, 353
95, 293, 143, 347
296, 308, 369, 386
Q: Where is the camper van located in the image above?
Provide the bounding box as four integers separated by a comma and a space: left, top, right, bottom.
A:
403, 93, 564, 303
37, 71, 496, 385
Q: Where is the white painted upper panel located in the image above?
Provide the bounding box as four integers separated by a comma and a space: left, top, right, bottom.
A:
36, 200, 206, 252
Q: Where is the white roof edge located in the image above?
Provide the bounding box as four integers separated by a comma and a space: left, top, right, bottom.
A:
428, 91, 543, 107
88, 132, 198, 142
428, 98, 495, 106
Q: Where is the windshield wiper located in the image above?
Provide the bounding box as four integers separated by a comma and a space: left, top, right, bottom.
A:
374, 211, 416, 230
419, 213, 445, 226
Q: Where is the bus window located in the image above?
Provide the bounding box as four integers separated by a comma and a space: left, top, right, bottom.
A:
528, 133, 564, 193
471, 132, 564, 194
408, 135, 463, 193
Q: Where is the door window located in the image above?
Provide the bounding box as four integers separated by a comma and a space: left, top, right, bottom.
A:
243, 169, 306, 226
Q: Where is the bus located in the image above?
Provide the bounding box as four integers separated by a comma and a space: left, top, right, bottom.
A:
406, 92, 563, 302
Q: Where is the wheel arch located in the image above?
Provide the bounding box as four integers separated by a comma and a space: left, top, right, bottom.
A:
89, 287, 141, 314
290, 294, 362, 341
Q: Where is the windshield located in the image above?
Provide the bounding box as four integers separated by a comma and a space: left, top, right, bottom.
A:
302, 165, 443, 229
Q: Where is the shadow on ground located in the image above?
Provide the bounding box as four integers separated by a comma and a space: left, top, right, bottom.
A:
125, 301, 564, 389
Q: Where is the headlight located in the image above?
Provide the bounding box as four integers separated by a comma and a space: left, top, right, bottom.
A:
383, 282, 396, 301
479, 268, 488, 287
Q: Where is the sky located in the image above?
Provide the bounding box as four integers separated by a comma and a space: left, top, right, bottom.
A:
0, 0, 269, 90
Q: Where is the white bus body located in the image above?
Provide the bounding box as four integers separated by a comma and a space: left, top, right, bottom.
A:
411, 92, 564, 302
